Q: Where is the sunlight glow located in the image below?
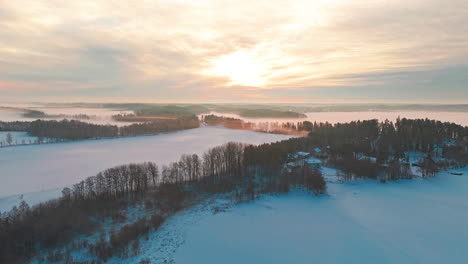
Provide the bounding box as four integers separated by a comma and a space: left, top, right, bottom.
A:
207, 51, 267, 87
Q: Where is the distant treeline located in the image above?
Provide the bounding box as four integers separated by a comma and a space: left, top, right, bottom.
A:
0, 117, 200, 140
104, 104, 308, 119
22, 109, 47, 118
119, 115, 200, 136
298, 104, 468, 113
132, 105, 210, 117
0, 121, 30, 131
203, 114, 309, 135
28, 120, 118, 140
238, 109, 306, 118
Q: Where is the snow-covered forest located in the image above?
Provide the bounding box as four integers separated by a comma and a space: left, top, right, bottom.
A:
1, 106, 467, 263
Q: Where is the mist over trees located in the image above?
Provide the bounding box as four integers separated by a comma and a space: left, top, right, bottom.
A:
120, 115, 199, 136
203, 114, 309, 135
0, 116, 200, 141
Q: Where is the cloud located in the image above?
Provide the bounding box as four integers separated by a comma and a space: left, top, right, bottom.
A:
0, 0, 467, 102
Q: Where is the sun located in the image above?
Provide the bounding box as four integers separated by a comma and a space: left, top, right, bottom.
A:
207, 51, 266, 87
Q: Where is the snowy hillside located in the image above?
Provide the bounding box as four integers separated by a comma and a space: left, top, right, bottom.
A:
117, 167, 468, 264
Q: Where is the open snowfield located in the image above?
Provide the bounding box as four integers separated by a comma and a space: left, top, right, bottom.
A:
203, 111, 468, 126
24, 167, 468, 264
137, 167, 468, 264
0, 126, 292, 211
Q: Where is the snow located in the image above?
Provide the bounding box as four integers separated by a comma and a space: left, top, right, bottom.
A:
0, 126, 292, 211
0, 131, 38, 145
0, 188, 63, 213
61, 166, 468, 263
105, 199, 230, 264
306, 157, 322, 164
163, 167, 468, 264
357, 155, 377, 163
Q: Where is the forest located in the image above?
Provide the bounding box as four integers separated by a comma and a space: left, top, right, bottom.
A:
1, 118, 467, 263
0, 116, 200, 141
0, 140, 326, 264
202, 114, 309, 135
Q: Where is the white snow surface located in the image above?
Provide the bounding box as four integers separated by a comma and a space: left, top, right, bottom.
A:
0, 131, 38, 145
26, 167, 468, 263
0, 126, 291, 211
146, 167, 468, 264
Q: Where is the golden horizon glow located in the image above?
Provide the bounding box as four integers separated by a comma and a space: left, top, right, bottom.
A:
206, 51, 268, 87
0, 0, 467, 102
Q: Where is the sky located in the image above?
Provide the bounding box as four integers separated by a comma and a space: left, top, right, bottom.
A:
1, 0, 467, 103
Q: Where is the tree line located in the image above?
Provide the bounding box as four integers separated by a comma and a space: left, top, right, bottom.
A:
1, 118, 467, 263
0, 116, 200, 141
202, 114, 308, 135
0, 141, 326, 264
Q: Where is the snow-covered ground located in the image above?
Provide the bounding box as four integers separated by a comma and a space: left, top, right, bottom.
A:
0, 126, 292, 211
23, 166, 468, 263
202, 111, 468, 126
121, 167, 468, 264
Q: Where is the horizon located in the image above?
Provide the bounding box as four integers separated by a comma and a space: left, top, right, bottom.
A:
3, 101, 468, 107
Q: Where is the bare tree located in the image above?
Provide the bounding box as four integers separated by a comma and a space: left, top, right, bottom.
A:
6, 132, 13, 145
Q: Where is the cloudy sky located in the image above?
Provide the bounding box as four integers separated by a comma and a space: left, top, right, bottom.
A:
1, 0, 467, 103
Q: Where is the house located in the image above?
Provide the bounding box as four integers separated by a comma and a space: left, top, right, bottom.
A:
306, 157, 322, 168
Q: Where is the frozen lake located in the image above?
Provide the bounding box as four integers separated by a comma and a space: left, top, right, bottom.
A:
0, 126, 292, 211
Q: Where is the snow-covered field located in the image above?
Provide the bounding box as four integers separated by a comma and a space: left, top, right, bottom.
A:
0, 126, 292, 211
140, 167, 468, 264
23, 166, 468, 263
203, 111, 468, 126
